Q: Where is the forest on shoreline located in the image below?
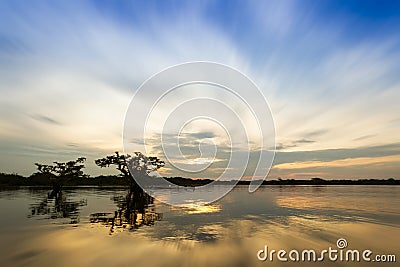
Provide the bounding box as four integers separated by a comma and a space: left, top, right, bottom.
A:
0, 172, 398, 187
0, 152, 398, 188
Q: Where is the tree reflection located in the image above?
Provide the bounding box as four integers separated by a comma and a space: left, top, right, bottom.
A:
28, 189, 87, 224
90, 187, 161, 233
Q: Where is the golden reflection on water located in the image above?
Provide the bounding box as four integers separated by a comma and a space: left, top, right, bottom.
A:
2, 218, 398, 267
276, 194, 399, 215
176, 202, 222, 214
0, 186, 399, 267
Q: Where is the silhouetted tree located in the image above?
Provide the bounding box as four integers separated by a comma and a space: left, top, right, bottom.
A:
52, 157, 87, 177
94, 152, 164, 189
34, 163, 54, 174
93, 152, 164, 233
34, 157, 87, 193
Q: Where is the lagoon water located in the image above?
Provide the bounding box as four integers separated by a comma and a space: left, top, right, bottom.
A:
0, 185, 398, 267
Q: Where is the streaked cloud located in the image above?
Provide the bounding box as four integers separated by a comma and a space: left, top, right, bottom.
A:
275, 155, 400, 170
29, 114, 62, 125
0, 0, 399, 178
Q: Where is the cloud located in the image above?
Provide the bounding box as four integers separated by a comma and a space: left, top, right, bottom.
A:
294, 139, 315, 144
182, 132, 216, 139
273, 139, 315, 151
0, 1, 246, 175
274, 143, 400, 164
268, 143, 400, 178
29, 114, 62, 125
0, 1, 400, 179
352, 134, 376, 142
302, 130, 329, 138
274, 155, 400, 170
274, 143, 297, 151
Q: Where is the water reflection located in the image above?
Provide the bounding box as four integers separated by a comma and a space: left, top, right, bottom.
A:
28, 189, 87, 224
90, 187, 162, 233
274, 185, 400, 226
0, 186, 398, 267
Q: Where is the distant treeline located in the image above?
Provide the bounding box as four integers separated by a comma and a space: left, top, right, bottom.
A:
0, 173, 129, 187
0, 173, 398, 187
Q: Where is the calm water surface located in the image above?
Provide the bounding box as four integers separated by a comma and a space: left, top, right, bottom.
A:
0, 185, 399, 267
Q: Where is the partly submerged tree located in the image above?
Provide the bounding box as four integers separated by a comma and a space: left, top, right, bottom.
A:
34, 157, 87, 193
94, 152, 164, 189
93, 152, 164, 232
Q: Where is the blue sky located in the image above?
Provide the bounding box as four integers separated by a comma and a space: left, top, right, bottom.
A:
0, 0, 400, 179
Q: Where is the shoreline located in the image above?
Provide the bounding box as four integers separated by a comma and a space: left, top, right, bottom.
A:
0, 173, 398, 187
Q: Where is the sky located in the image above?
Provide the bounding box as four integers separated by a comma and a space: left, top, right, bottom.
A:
0, 0, 400, 179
